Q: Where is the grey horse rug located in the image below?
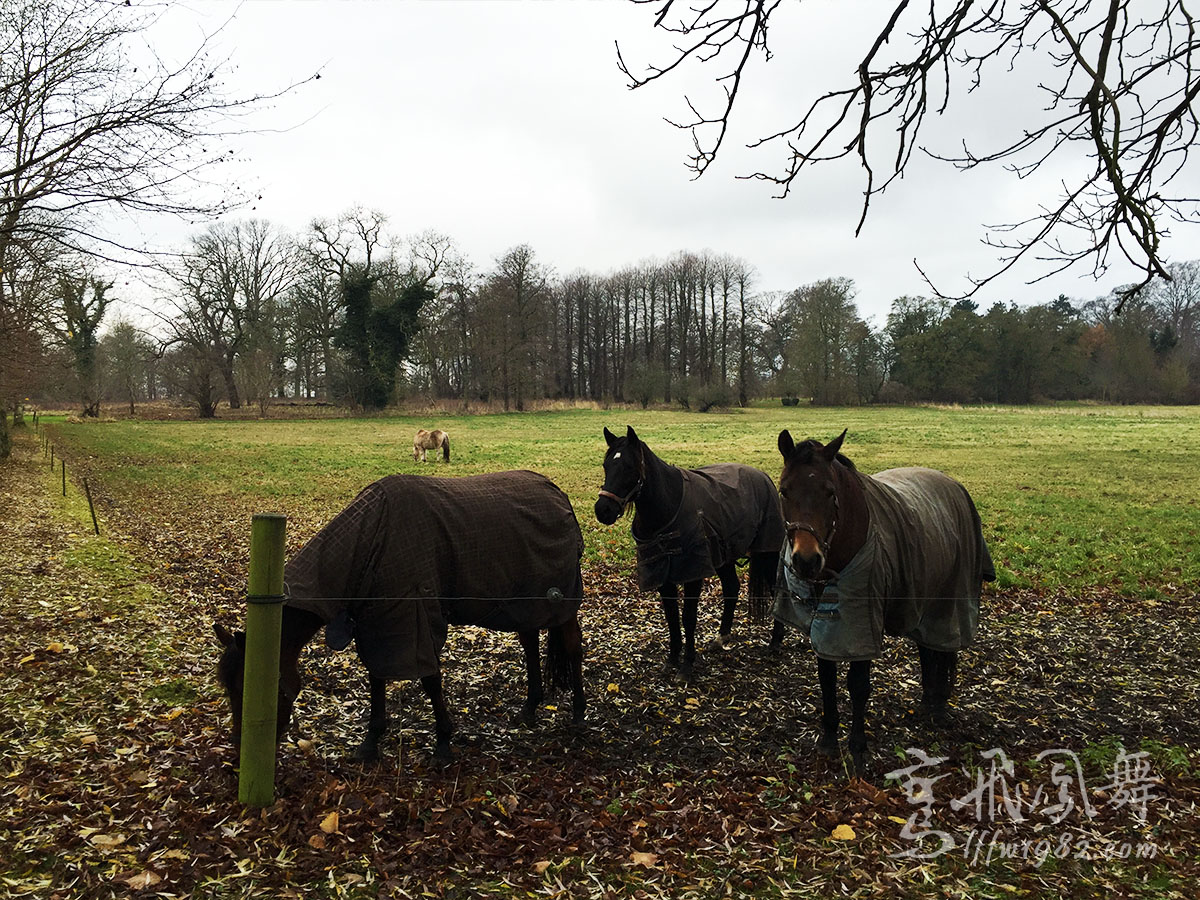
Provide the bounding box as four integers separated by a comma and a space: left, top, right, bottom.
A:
633, 463, 785, 590
774, 466, 995, 662
285, 470, 584, 681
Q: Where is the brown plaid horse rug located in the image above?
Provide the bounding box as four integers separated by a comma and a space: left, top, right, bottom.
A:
285, 470, 584, 680
633, 463, 786, 593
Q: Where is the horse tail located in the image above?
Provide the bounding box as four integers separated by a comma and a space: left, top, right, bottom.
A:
747, 551, 776, 624
441, 432, 450, 462
544, 625, 572, 694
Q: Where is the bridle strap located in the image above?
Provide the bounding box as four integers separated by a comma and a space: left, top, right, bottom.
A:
784, 493, 840, 558
598, 481, 642, 510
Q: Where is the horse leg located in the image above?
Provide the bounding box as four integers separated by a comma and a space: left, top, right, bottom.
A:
711, 563, 739, 651
515, 629, 543, 727
353, 675, 389, 762
419, 672, 455, 763
922, 648, 957, 726
847, 659, 872, 773
766, 619, 786, 654
558, 617, 587, 725
816, 656, 839, 756
679, 581, 701, 681
660, 586, 682, 671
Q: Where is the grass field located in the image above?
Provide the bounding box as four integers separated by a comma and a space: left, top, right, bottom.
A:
48, 402, 1200, 599
3, 403, 1198, 899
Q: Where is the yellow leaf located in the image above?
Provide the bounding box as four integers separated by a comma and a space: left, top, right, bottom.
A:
685, 697, 700, 707
297, 738, 315, 753
164, 707, 185, 721
79, 734, 98, 745
831, 824, 856, 841
46, 642, 64, 653
308, 833, 326, 849
319, 811, 339, 834
630, 851, 658, 868
606, 682, 620, 693
887, 815, 909, 825
532, 860, 552, 875
90, 833, 126, 850
123, 871, 162, 890
18, 654, 35, 666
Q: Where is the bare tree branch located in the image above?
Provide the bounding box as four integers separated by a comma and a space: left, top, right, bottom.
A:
619, 0, 1200, 310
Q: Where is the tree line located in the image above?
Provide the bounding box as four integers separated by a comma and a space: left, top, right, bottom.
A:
17, 210, 1200, 418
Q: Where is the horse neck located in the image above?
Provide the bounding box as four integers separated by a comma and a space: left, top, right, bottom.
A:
280, 606, 323, 667
631, 445, 684, 534
828, 462, 870, 572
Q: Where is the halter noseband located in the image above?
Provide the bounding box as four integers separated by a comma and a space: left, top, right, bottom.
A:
784, 492, 840, 559
598, 481, 643, 511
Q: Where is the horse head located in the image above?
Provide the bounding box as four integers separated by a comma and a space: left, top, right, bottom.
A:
595, 425, 645, 525
212, 622, 301, 748
777, 429, 851, 580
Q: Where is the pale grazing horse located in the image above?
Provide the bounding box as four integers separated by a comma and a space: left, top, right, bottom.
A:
413, 428, 451, 463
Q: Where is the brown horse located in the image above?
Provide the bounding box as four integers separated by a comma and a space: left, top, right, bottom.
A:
774, 429, 994, 772
413, 428, 450, 462
214, 470, 586, 762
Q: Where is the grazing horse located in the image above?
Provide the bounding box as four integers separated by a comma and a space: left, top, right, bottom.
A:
413, 428, 450, 462
594, 426, 786, 680
214, 470, 585, 762
774, 430, 995, 771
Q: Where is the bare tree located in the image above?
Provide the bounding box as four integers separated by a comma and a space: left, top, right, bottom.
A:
0, 0, 313, 451
619, 0, 1200, 307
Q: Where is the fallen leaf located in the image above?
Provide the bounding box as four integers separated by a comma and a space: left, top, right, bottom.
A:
831, 824, 856, 841
89, 833, 126, 850
607, 682, 620, 693
308, 833, 326, 849
319, 811, 339, 834
630, 851, 658, 868
123, 870, 162, 890
46, 641, 64, 653
532, 860, 552, 874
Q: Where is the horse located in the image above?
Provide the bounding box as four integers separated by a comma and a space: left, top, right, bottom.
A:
413, 428, 450, 462
214, 470, 586, 763
594, 425, 786, 680
773, 429, 995, 771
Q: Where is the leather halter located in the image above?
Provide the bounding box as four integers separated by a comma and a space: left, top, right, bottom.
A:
598, 447, 645, 511
597, 480, 643, 511
784, 492, 840, 558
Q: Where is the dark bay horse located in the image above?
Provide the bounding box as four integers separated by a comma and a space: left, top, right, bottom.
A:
594, 426, 785, 680
214, 470, 585, 762
774, 430, 995, 771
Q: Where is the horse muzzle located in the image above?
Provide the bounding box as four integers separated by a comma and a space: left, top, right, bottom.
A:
594, 494, 622, 525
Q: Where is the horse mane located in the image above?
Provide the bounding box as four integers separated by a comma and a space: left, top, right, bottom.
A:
792, 439, 857, 471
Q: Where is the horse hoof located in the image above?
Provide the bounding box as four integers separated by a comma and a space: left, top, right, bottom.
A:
761, 640, 785, 658
511, 708, 538, 729
816, 734, 838, 757
352, 743, 380, 763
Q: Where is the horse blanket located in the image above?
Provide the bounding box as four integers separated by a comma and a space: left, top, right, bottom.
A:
774, 466, 995, 662
633, 463, 785, 589
285, 470, 585, 680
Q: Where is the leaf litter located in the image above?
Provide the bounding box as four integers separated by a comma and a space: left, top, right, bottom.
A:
1, 433, 1197, 898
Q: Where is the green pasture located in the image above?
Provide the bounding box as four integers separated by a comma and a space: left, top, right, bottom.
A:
47, 403, 1200, 599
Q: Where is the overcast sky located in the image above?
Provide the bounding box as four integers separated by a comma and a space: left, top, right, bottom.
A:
126, 0, 1200, 326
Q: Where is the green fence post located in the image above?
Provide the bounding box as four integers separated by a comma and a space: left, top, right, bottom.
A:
239, 513, 287, 807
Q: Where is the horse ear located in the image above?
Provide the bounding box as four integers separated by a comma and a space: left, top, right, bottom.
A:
823, 429, 848, 461
603, 427, 617, 447
626, 425, 640, 446
778, 430, 795, 459
213, 622, 236, 649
